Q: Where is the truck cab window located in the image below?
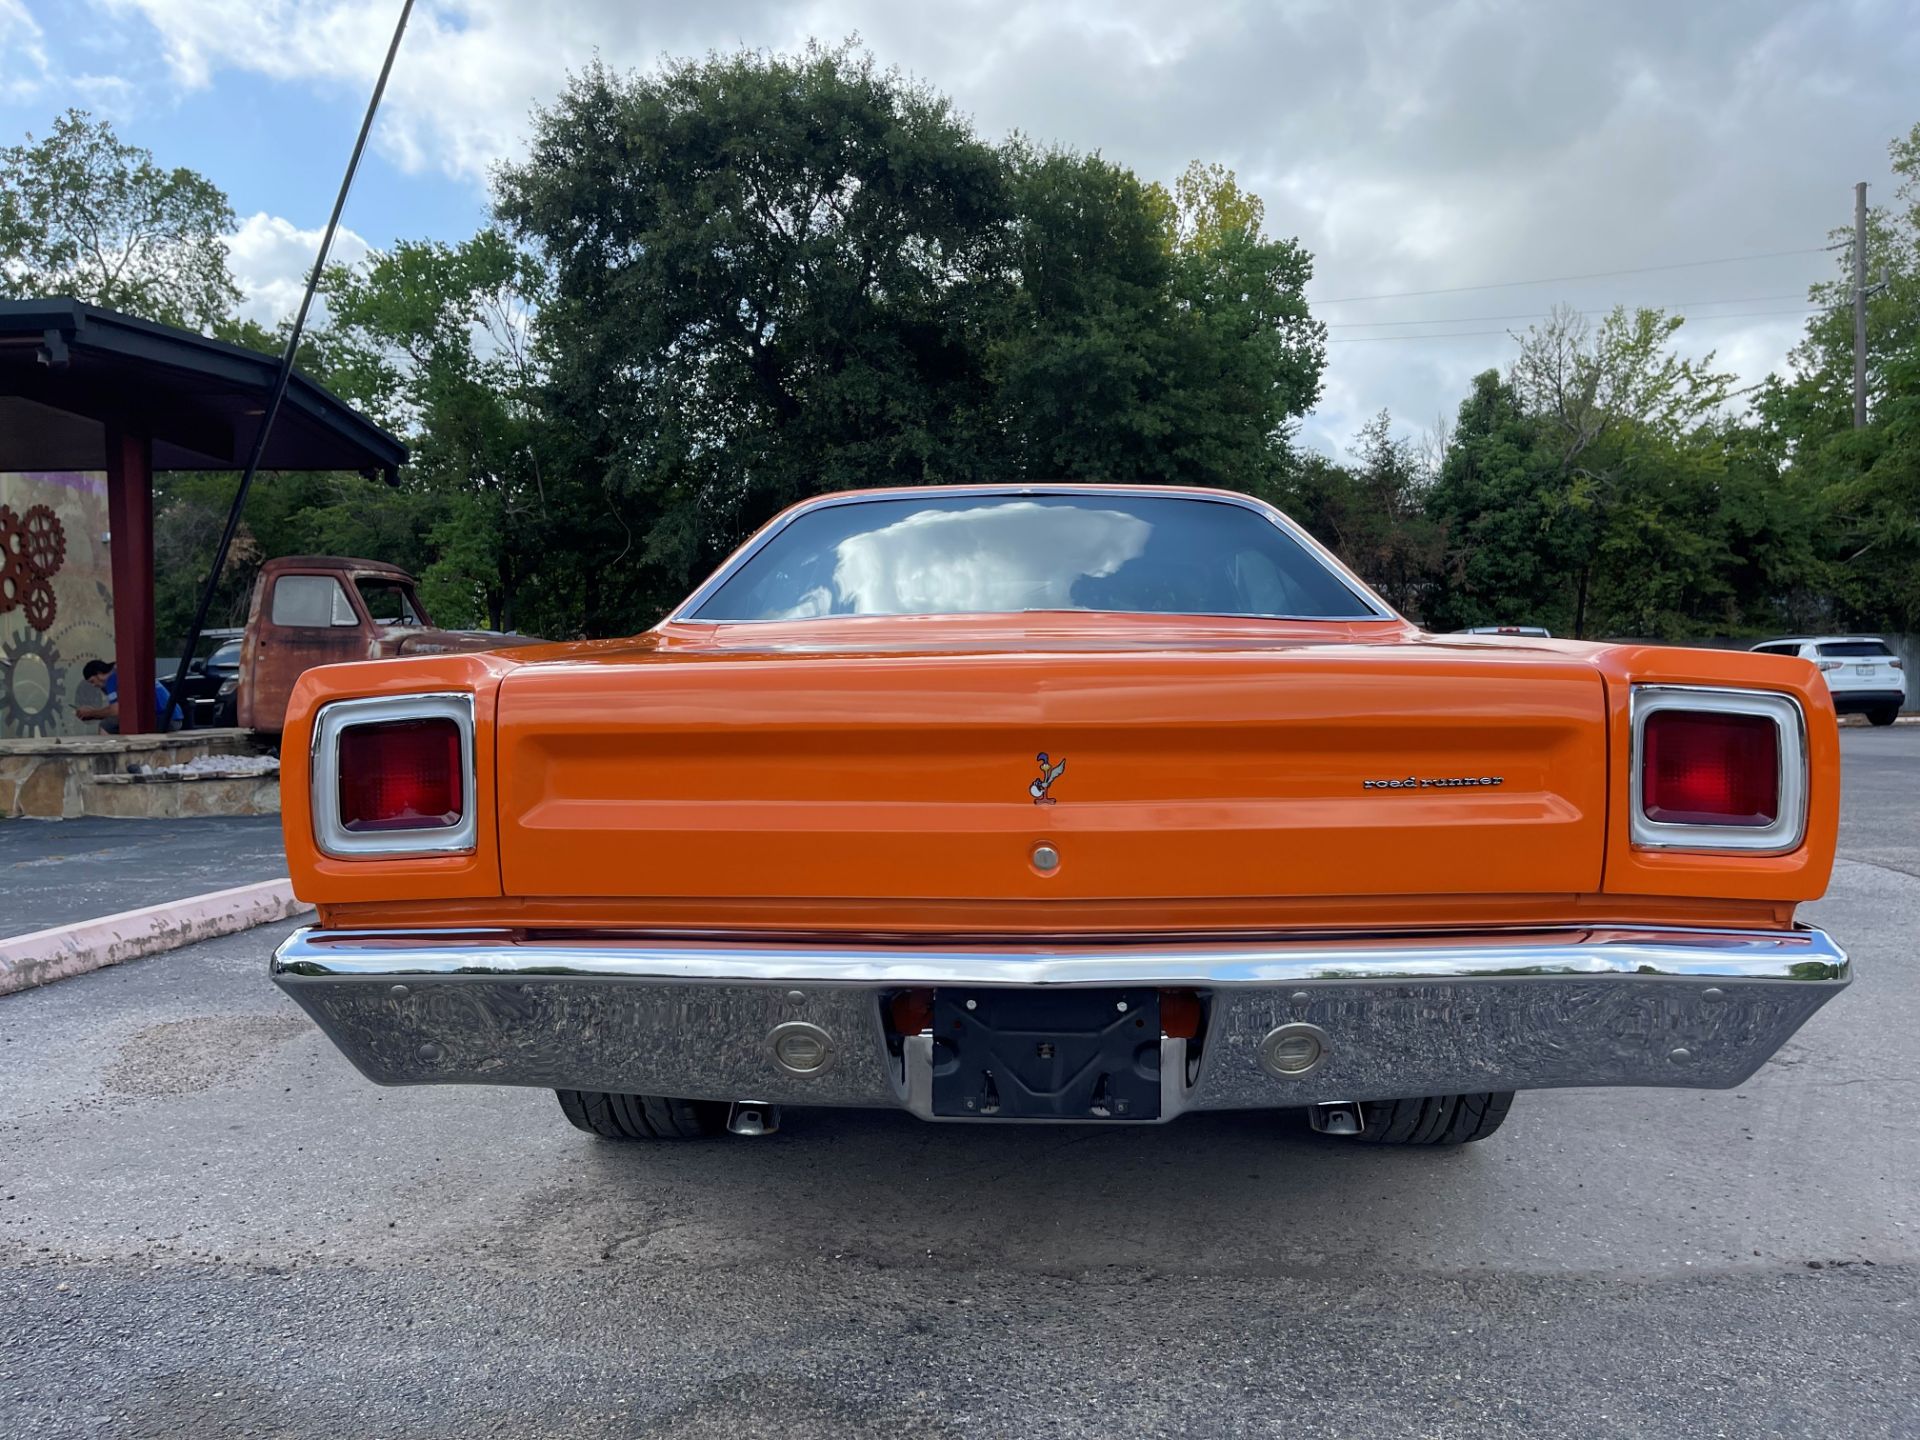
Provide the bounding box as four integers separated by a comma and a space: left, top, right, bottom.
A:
271, 575, 360, 628
357, 580, 425, 627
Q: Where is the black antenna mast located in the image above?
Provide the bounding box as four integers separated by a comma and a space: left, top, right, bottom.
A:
169, 0, 415, 721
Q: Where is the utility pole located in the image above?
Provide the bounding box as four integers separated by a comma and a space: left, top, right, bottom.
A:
1853, 181, 1868, 429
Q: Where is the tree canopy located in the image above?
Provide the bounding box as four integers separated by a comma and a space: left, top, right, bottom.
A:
314, 229, 550, 631
491, 44, 1325, 631
1755, 122, 1920, 630
4, 75, 1914, 649
0, 109, 243, 332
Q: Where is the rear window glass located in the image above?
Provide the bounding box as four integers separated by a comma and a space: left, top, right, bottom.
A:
688, 493, 1381, 622
1817, 640, 1893, 658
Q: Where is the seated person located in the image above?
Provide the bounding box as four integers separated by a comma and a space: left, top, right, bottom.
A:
76, 659, 183, 733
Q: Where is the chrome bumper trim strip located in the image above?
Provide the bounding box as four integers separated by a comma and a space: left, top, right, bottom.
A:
273, 924, 1847, 986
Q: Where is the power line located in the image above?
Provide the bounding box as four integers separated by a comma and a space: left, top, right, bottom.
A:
1325, 305, 1822, 343
1311, 245, 1845, 305
1324, 293, 1814, 329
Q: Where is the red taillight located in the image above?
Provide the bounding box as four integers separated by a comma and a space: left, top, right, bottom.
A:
337, 718, 463, 832
1642, 710, 1778, 827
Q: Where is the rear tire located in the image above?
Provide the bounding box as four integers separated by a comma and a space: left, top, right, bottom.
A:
555, 1089, 730, 1140
1867, 704, 1900, 727
1353, 1091, 1514, 1146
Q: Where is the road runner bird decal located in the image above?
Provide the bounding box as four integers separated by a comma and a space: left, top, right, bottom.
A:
1030, 752, 1066, 804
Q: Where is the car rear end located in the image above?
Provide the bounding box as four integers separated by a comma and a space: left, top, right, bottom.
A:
1811, 638, 1906, 722
268, 630, 1847, 1129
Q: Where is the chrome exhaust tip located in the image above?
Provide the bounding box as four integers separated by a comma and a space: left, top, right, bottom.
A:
727, 1100, 782, 1136
1309, 1100, 1365, 1137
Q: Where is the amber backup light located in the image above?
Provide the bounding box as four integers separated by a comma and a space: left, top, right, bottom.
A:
311, 693, 477, 857
1630, 686, 1805, 853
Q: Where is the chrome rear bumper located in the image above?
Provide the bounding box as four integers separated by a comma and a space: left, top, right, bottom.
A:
270, 925, 1848, 1122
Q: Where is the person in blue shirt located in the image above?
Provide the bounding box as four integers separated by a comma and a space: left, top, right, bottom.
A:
76, 659, 183, 733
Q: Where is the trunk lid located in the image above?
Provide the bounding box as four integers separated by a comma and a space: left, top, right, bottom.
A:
493, 636, 1608, 918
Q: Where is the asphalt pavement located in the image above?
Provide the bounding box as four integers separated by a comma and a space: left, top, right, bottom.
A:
1, 731, 1917, 1438
0, 816, 287, 939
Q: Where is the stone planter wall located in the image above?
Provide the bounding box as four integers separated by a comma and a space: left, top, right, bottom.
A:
81, 772, 280, 818
0, 730, 267, 819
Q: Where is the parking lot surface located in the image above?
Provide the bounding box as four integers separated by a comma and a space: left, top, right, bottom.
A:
1, 731, 1916, 1438
0, 816, 287, 939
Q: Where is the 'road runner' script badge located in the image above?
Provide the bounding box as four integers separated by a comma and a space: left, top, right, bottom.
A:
1363, 775, 1505, 790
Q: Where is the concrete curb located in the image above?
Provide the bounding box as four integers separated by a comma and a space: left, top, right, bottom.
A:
0, 879, 312, 998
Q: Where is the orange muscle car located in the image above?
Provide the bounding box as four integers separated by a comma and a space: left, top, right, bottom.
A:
272, 485, 1848, 1145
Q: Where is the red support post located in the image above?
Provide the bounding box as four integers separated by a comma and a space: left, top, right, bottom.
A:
104, 427, 158, 735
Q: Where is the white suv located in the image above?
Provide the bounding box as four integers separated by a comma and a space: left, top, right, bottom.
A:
1751, 636, 1907, 726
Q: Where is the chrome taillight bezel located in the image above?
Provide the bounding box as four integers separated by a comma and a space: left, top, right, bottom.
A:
311, 692, 477, 858
1629, 684, 1807, 854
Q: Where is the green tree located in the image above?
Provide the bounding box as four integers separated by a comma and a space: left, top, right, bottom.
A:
1759, 121, 1920, 629
1428, 310, 1820, 640
1158, 159, 1325, 492
1703, 420, 1827, 633
0, 109, 242, 331
496, 44, 1015, 630
496, 47, 1328, 632
1425, 371, 1569, 632
1506, 305, 1740, 636
1278, 413, 1441, 619
991, 147, 1179, 480
317, 229, 549, 630
987, 145, 1325, 488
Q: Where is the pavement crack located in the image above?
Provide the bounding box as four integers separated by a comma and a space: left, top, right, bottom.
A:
1834, 854, 1920, 881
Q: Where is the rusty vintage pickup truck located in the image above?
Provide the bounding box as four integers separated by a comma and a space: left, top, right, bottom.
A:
270, 485, 1848, 1145
233, 555, 533, 734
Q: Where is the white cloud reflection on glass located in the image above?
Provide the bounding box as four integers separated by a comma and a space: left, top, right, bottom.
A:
692, 493, 1379, 621
777, 502, 1151, 618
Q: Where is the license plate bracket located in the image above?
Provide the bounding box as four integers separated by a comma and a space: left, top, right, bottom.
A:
930, 988, 1162, 1120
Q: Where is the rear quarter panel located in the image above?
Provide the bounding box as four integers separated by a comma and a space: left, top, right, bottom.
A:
281, 652, 518, 908
1595, 645, 1838, 902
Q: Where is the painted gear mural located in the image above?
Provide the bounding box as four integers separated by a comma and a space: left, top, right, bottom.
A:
23, 574, 56, 632
0, 553, 24, 616
1, 630, 67, 739
0, 504, 24, 566
0, 504, 25, 614
21, 504, 66, 579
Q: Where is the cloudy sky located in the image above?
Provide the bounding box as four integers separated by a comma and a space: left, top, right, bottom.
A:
2, 0, 1913, 456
